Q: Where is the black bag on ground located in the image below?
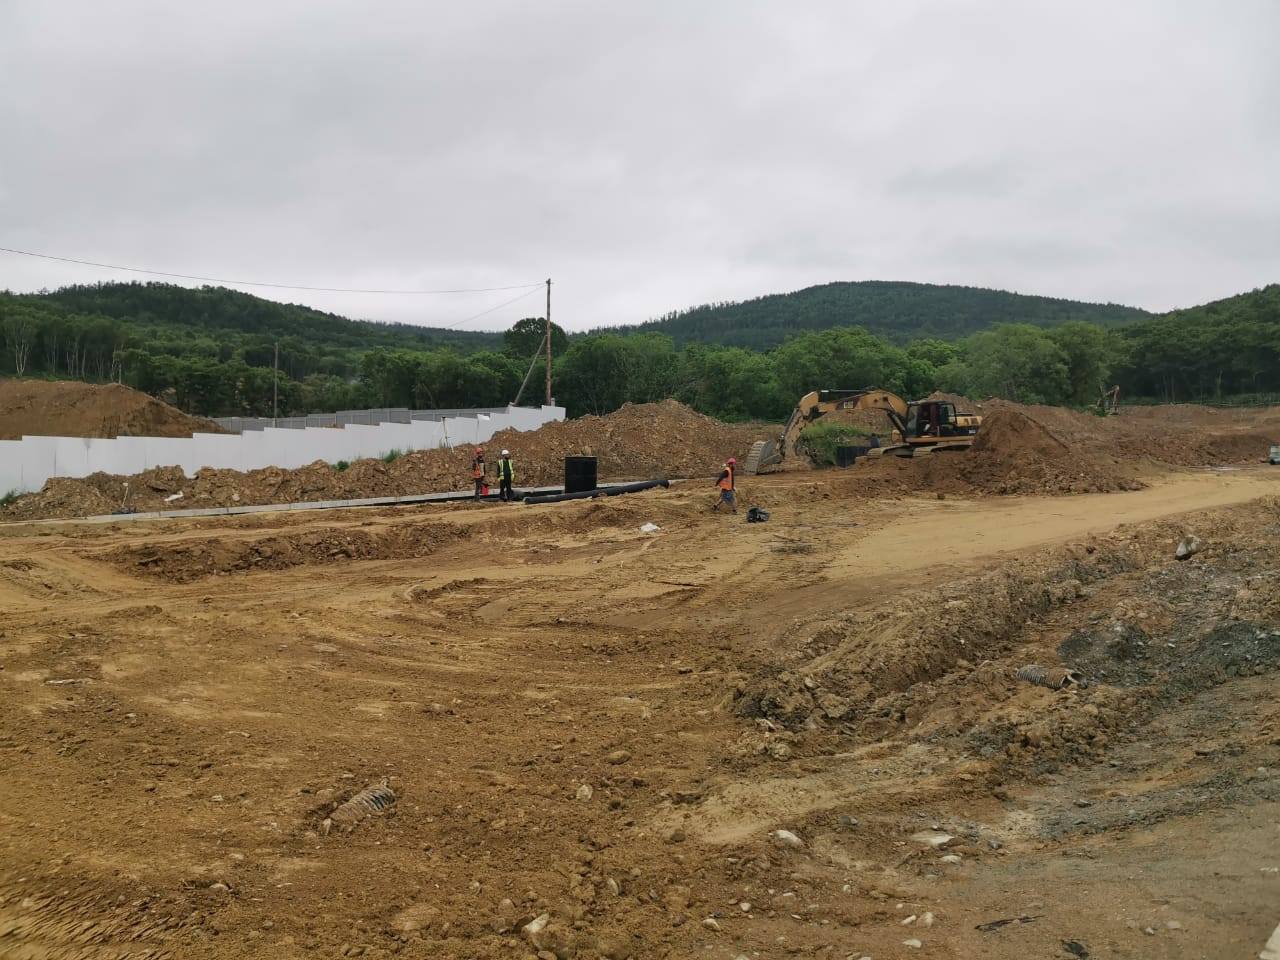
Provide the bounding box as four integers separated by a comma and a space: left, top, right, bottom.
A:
746, 507, 770, 523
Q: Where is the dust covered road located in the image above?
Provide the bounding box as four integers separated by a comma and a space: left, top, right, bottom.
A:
1, 467, 1278, 959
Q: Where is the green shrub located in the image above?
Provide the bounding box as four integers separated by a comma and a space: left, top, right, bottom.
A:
334, 460, 350, 472
797, 422, 873, 466
0, 490, 18, 509
380, 449, 403, 464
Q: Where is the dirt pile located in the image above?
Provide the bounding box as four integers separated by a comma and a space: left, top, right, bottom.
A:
0, 379, 223, 440
835, 398, 1278, 497
955, 405, 1144, 494
925, 390, 987, 414
3, 400, 771, 521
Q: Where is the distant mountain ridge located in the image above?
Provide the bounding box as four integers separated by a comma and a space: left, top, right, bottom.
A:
33, 282, 502, 352
616, 280, 1151, 349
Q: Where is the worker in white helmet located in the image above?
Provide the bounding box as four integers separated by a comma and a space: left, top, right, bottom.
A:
495, 448, 516, 502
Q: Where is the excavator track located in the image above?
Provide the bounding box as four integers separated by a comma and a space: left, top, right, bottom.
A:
744, 440, 770, 475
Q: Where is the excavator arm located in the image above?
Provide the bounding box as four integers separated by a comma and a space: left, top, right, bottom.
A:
754, 389, 910, 470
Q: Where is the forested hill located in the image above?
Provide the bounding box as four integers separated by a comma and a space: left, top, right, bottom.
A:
622, 280, 1150, 348
35, 282, 500, 353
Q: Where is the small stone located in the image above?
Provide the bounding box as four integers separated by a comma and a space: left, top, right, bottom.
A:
900, 914, 917, 926
1143, 926, 1156, 935
576, 784, 593, 801
702, 917, 721, 931
838, 815, 859, 828
939, 854, 962, 864
1166, 920, 1183, 931
772, 829, 804, 849
665, 827, 686, 844
903, 938, 923, 949
208, 882, 230, 893
739, 901, 752, 912
522, 913, 551, 941
1175, 536, 1202, 560
606, 750, 631, 764
911, 830, 954, 849
920, 911, 935, 928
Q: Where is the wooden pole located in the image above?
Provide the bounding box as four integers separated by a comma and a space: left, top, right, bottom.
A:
273, 341, 279, 422
544, 278, 553, 406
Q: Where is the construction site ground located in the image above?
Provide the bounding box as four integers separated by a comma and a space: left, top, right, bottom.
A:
2, 463, 1278, 960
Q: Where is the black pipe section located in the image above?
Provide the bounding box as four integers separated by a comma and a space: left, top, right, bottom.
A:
523, 478, 669, 505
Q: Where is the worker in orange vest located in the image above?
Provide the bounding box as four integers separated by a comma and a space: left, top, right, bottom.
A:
712, 457, 737, 513
471, 447, 487, 499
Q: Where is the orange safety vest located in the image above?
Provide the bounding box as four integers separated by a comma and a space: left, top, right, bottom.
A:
471, 459, 484, 480
717, 463, 734, 491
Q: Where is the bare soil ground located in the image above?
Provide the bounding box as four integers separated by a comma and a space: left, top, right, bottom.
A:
2, 465, 1279, 960
0, 379, 224, 441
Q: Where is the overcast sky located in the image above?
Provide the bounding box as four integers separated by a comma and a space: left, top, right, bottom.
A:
2, 1, 1277, 332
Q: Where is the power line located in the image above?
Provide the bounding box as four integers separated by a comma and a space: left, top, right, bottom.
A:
0, 244, 544, 295
440, 286, 544, 330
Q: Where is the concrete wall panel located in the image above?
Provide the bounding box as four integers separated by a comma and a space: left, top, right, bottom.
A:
2, 405, 566, 495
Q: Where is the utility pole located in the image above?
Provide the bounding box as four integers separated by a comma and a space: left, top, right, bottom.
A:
272, 341, 279, 423
544, 278, 553, 406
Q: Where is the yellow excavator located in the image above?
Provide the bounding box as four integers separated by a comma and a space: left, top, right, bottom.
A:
744, 388, 982, 474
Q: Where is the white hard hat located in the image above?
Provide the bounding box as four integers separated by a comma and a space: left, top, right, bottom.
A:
501, 449, 510, 456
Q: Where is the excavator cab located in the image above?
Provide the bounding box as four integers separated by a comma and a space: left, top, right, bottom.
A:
906, 400, 958, 438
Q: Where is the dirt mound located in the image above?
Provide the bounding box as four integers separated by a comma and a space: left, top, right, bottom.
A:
4, 400, 772, 521
956, 405, 1144, 494
0, 379, 223, 440
925, 390, 987, 414
1, 477, 119, 520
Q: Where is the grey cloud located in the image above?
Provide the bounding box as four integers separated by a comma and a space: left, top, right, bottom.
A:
1, 0, 1277, 328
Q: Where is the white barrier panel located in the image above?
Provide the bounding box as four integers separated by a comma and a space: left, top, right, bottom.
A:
0, 441, 24, 495
112, 438, 151, 478
341, 424, 383, 461
189, 434, 243, 471
407, 420, 445, 450
442, 417, 480, 447
370, 422, 417, 458
261, 428, 310, 470
2, 405, 566, 494
293, 427, 347, 466
52, 437, 93, 479
87, 437, 135, 476
17, 438, 60, 491
238, 430, 273, 471
143, 438, 193, 473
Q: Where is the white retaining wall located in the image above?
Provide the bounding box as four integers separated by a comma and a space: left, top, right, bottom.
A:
0, 404, 564, 495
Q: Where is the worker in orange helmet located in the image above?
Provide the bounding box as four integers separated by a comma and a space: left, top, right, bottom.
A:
712, 456, 737, 513
471, 446, 487, 500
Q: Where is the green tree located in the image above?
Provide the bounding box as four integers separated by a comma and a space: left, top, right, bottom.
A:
1049, 321, 1125, 404
503, 317, 568, 359
773, 327, 914, 399
943, 324, 1070, 404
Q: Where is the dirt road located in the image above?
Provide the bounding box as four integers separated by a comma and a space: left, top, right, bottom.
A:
1, 467, 1277, 959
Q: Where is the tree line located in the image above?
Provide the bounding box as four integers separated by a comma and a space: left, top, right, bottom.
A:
619, 279, 1149, 349
1, 282, 1277, 421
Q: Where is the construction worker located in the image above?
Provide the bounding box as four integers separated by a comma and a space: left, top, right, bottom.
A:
712, 457, 737, 513
496, 449, 516, 502
471, 447, 486, 499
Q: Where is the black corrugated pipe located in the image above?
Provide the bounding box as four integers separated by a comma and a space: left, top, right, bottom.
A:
523, 479, 669, 505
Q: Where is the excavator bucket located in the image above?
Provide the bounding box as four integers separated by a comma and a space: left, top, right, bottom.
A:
744, 439, 777, 475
